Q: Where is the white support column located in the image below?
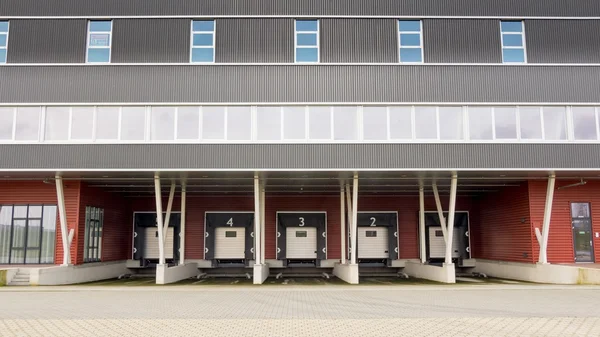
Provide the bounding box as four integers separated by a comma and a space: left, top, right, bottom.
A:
419, 180, 426, 264
350, 174, 359, 265
154, 174, 166, 266
260, 181, 266, 264
253, 175, 261, 265
539, 173, 556, 264
432, 181, 448, 242
179, 181, 186, 265
162, 180, 176, 240
55, 175, 71, 266
345, 182, 352, 260
340, 184, 346, 264
445, 173, 458, 265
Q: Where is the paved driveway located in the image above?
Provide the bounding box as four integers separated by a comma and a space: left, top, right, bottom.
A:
1, 284, 599, 336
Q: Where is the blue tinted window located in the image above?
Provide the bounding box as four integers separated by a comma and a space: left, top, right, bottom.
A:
296, 48, 318, 62
88, 33, 110, 47
501, 21, 523, 33
399, 21, 421, 32
193, 34, 213, 46
0, 21, 8, 33
0, 49, 6, 63
0, 35, 6, 47
191, 48, 214, 62
502, 34, 523, 47
297, 33, 317, 46
400, 48, 422, 63
296, 20, 318, 32
400, 34, 420, 47
192, 20, 215, 32
89, 21, 112, 32
87, 49, 110, 63
502, 49, 525, 63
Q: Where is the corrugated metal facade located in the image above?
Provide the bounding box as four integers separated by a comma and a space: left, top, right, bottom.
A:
215, 19, 293, 63
525, 20, 600, 64
423, 19, 502, 63
320, 19, 397, 63
1, 144, 600, 170
2, 0, 599, 17
6, 20, 86, 63
476, 184, 534, 262
3, 65, 600, 103
111, 19, 190, 63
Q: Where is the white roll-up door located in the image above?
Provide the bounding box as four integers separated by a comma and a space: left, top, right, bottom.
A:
215, 227, 246, 259
144, 227, 174, 259
428, 226, 461, 259
286, 227, 317, 259
358, 227, 389, 259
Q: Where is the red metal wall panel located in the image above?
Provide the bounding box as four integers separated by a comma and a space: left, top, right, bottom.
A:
528, 180, 600, 264
0, 181, 80, 265
476, 184, 534, 263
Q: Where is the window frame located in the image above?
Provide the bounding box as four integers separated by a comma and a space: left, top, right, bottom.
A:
83, 206, 104, 263
500, 21, 527, 64
86, 20, 113, 64
0, 21, 9, 64
397, 20, 424, 64
190, 20, 216, 64
294, 20, 320, 64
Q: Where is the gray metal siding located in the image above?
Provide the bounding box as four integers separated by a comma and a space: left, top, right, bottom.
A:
2, 0, 600, 17
111, 19, 190, 63
0, 144, 599, 170
2, 65, 600, 103
6, 20, 86, 63
424, 20, 502, 63
215, 19, 293, 63
321, 19, 397, 63
525, 20, 600, 64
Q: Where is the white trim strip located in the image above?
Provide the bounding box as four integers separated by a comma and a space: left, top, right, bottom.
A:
1, 15, 600, 20
1, 168, 599, 173
4, 62, 600, 66
3, 102, 600, 106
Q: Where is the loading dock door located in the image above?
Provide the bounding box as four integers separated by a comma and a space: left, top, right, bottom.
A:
143, 227, 174, 260
214, 227, 246, 259
286, 227, 317, 259
358, 227, 389, 259
428, 226, 461, 259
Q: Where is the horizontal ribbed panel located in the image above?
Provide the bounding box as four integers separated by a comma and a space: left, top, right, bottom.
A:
526, 20, 600, 64
111, 19, 190, 63
6, 20, 87, 63
215, 19, 293, 63
423, 19, 502, 63
2, 65, 600, 103
2, 0, 600, 17
1, 144, 599, 170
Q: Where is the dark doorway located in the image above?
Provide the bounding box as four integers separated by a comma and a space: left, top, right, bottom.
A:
571, 203, 594, 263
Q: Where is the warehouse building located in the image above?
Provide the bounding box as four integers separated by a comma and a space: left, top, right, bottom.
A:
1, 0, 600, 285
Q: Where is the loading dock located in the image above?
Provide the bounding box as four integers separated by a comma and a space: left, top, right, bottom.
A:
357, 212, 399, 266
132, 212, 181, 267
424, 211, 471, 265
277, 212, 326, 267
204, 212, 254, 267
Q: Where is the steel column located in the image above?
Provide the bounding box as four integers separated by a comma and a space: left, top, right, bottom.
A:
419, 180, 426, 264
432, 181, 448, 242
350, 174, 359, 265
260, 181, 266, 264
179, 181, 186, 265
253, 175, 261, 265
55, 175, 70, 266
539, 174, 556, 264
345, 182, 352, 261
445, 173, 458, 265
162, 180, 176, 240
340, 184, 346, 264
154, 174, 166, 265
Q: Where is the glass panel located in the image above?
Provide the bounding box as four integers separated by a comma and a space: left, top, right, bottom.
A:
257, 107, 282, 141
439, 107, 463, 140
10, 219, 26, 263
191, 48, 214, 62
89, 21, 112, 32
227, 106, 252, 141
333, 106, 358, 140
192, 20, 215, 32
572, 218, 593, 262
400, 48, 422, 62
15, 107, 41, 141
96, 107, 119, 140
571, 203, 591, 218
0, 22, 8, 32
363, 107, 387, 141
13, 206, 27, 218
0, 206, 13, 264
0, 35, 6, 46
87, 49, 110, 62
70, 107, 94, 140
399, 21, 421, 32
88, 33, 110, 47
296, 48, 318, 62
400, 34, 420, 46
308, 106, 331, 140
41, 206, 56, 264
502, 49, 525, 63
176, 107, 200, 140
414, 107, 437, 139
501, 21, 523, 33
296, 20, 318, 32
0, 107, 14, 140
192, 34, 213, 46
494, 107, 518, 139
27, 220, 41, 248
283, 107, 306, 140
0, 49, 6, 63
572, 107, 598, 140
25, 249, 40, 264
389, 107, 413, 139
150, 107, 175, 141
28, 206, 42, 218
543, 107, 567, 140
202, 107, 225, 140
519, 107, 543, 139
120, 107, 145, 141
45, 107, 70, 141
297, 33, 317, 46
502, 34, 523, 47
468, 107, 493, 140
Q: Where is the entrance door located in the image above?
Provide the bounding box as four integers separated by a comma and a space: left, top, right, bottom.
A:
571, 203, 594, 263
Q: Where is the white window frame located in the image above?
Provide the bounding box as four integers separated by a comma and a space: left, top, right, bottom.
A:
190, 20, 216, 64
397, 20, 424, 64
0, 21, 9, 64
294, 20, 320, 64
500, 21, 527, 64
83, 206, 104, 263
86, 20, 112, 64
